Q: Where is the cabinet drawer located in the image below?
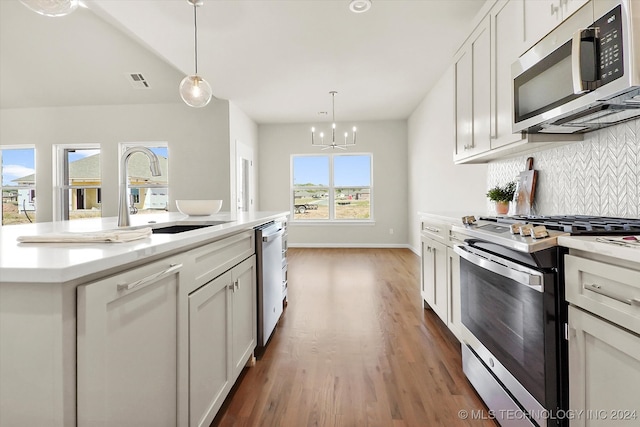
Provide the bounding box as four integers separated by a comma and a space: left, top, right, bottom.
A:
191, 231, 255, 288
565, 255, 640, 335
421, 219, 450, 245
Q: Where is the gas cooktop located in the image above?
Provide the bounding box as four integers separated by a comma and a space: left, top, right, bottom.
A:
479, 215, 640, 235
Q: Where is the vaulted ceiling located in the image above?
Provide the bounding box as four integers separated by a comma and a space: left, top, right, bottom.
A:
1, 0, 484, 123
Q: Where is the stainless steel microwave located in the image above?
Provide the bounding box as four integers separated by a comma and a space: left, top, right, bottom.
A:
512, 0, 640, 134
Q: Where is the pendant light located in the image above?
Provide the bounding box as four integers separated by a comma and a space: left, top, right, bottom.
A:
179, 0, 213, 108
19, 0, 79, 17
311, 91, 357, 150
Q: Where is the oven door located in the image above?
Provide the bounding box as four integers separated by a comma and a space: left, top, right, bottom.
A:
455, 244, 556, 412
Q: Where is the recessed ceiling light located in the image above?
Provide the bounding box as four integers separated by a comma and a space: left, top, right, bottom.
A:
349, 0, 372, 13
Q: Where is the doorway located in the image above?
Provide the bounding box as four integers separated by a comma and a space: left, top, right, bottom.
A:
235, 141, 254, 213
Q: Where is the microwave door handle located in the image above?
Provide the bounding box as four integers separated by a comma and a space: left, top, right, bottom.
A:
453, 245, 543, 292
572, 29, 588, 94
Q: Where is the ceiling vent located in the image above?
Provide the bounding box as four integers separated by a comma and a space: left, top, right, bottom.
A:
126, 73, 151, 89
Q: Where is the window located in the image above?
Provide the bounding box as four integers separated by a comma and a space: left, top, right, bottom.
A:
54, 145, 101, 221
120, 143, 169, 214
291, 153, 372, 221
1, 146, 36, 225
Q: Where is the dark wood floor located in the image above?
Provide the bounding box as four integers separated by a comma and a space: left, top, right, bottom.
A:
213, 248, 497, 427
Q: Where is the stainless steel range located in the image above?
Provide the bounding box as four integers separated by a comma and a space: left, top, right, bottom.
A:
452, 215, 640, 427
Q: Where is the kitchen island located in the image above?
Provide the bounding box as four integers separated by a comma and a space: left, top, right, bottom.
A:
0, 211, 288, 427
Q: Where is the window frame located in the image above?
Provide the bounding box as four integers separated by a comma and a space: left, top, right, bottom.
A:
1, 145, 36, 226
53, 143, 101, 221
290, 152, 374, 224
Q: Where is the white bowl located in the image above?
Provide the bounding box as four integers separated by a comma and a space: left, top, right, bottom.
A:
175, 200, 223, 216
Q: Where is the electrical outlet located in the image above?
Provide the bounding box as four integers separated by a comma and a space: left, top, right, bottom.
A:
389, 228, 394, 235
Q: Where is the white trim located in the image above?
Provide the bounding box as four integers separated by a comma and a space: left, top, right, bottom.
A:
289, 243, 411, 249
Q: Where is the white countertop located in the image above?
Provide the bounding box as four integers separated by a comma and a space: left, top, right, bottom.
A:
418, 211, 484, 224
0, 211, 288, 284
558, 235, 640, 265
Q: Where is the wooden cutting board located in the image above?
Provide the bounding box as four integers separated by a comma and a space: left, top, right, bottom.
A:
515, 157, 537, 215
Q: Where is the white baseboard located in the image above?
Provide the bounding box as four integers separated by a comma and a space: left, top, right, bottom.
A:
288, 243, 411, 249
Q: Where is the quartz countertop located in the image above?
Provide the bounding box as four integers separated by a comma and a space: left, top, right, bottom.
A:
0, 211, 288, 284
418, 211, 483, 224
558, 235, 640, 265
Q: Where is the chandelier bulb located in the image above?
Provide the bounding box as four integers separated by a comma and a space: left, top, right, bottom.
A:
19, 0, 79, 17
180, 75, 212, 108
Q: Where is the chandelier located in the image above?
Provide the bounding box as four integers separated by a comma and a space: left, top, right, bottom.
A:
311, 91, 357, 150
179, 0, 213, 108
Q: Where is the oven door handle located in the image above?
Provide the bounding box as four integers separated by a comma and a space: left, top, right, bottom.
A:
454, 245, 544, 292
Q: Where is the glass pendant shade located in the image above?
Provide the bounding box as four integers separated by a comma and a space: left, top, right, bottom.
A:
19, 0, 78, 17
179, 75, 213, 108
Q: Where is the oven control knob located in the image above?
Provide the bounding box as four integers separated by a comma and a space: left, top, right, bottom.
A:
489, 358, 495, 368
510, 223, 523, 234
519, 224, 534, 237
532, 225, 549, 239
461, 216, 477, 225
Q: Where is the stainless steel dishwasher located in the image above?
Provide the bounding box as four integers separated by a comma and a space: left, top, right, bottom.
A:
255, 221, 285, 352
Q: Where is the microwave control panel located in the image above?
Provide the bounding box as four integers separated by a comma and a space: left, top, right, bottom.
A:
597, 5, 623, 83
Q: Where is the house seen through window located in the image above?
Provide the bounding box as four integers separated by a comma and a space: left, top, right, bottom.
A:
55, 146, 102, 221
292, 153, 372, 221
1, 146, 36, 225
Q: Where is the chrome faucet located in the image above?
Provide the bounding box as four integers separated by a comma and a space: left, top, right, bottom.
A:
118, 146, 162, 227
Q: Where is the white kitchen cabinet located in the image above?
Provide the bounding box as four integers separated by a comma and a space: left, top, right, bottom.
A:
568, 306, 640, 427
77, 256, 184, 427
454, 15, 491, 162
188, 255, 256, 427
523, 0, 590, 52
231, 255, 257, 378
491, 0, 527, 148
446, 247, 463, 340
421, 236, 448, 323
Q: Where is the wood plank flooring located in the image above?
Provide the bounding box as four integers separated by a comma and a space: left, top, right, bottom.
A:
213, 248, 497, 427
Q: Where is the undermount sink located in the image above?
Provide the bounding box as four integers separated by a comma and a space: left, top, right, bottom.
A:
151, 221, 231, 234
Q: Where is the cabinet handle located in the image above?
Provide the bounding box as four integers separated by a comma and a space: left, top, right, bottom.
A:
424, 226, 440, 233
234, 280, 239, 291
584, 283, 640, 306
117, 263, 183, 292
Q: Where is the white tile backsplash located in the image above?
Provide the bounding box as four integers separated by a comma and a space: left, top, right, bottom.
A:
487, 118, 640, 218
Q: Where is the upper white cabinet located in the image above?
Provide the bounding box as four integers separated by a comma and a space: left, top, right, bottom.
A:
492, 0, 527, 148
454, 0, 586, 163
454, 15, 492, 162
524, 0, 590, 52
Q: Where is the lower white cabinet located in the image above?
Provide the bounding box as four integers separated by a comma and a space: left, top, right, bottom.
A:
77, 256, 184, 427
188, 255, 256, 427
568, 306, 640, 426
446, 247, 462, 339
421, 235, 448, 323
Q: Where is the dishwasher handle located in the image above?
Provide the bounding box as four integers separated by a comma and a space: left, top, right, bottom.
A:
262, 228, 284, 243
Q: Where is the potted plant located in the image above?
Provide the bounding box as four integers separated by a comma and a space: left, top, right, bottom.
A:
486, 181, 516, 215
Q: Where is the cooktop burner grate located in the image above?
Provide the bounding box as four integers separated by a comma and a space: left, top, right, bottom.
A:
478, 215, 640, 235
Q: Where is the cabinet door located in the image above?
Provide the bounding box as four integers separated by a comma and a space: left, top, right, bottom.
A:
454, 48, 473, 160
492, 0, 526, 148
568, 306, 640, 427
471, 15, 492, 156
231, 256, 257, 378
446, 247, 462, 340
77, 258, 183, 427
524, 0, 563, 51
563, 0, 589, 19
188, 271, 233, 427
421, 236, 448, 323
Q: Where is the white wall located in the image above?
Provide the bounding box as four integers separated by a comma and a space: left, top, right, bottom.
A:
258, 121, 409, 247
228, 101, 259, 212
407, 66, 488, 252
0, 101, 230, 222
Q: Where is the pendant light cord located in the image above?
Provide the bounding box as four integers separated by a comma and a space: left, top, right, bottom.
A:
193, 2, 198, 74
